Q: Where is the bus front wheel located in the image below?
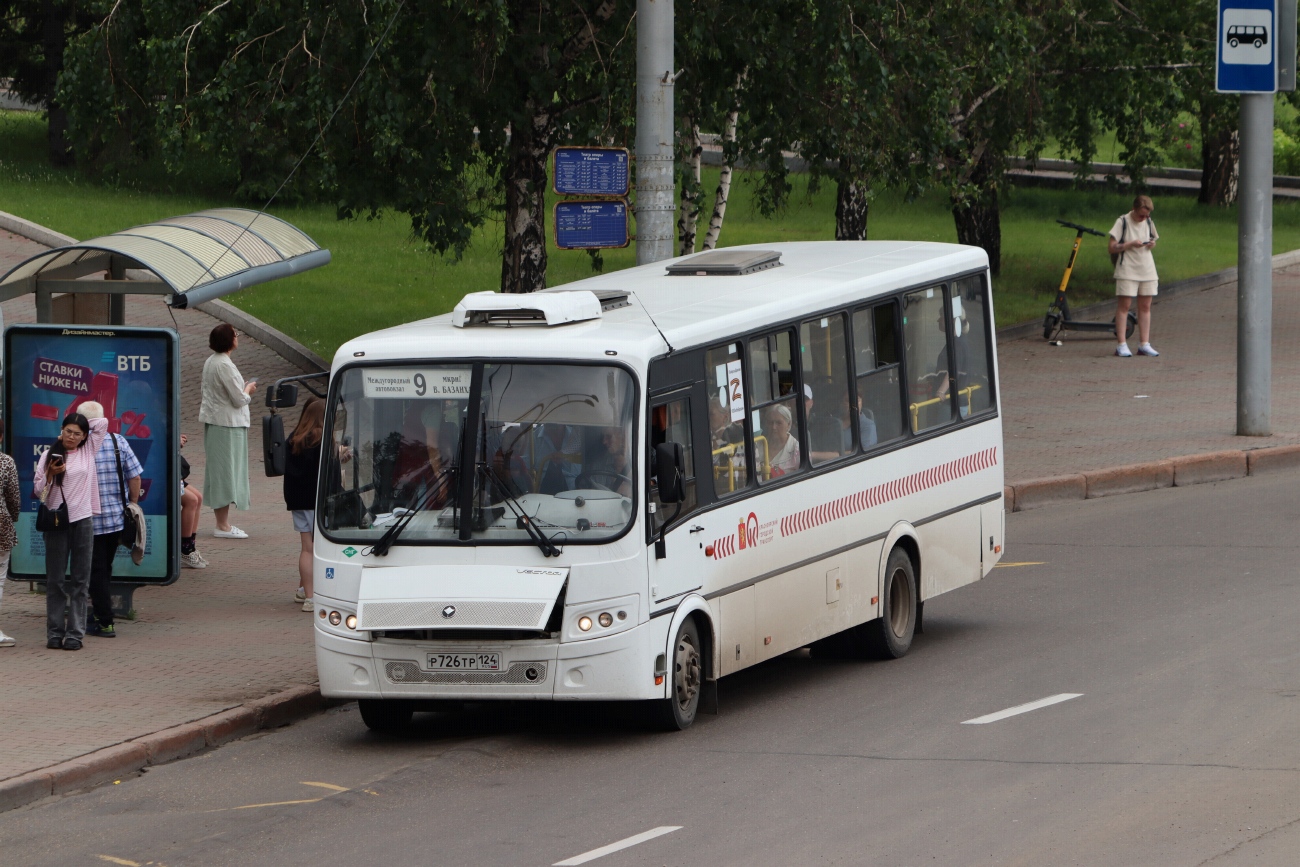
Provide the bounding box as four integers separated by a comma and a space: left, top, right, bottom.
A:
358, 698, 414, 732
653, 618, 703, 731
863, 547, 917, 659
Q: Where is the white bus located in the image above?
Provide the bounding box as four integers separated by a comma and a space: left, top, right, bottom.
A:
311, 242, 1004, 731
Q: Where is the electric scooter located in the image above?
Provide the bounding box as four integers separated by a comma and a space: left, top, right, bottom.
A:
1042, 219, 1136, 342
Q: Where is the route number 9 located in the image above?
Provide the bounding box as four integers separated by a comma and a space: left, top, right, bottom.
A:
414, 373, 427, 396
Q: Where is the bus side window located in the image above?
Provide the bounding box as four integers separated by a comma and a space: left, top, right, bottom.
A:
800, 314, 853, 465
903, 286, 955, 433
705, 343, 749, 495
650, 396, 698, 530
749, 330, 803, 481
951, 275, 993, 418
852, 302, 905, 444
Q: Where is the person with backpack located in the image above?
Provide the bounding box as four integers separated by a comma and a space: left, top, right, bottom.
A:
78, 401, 142, 639
1109, 195, 1160, 358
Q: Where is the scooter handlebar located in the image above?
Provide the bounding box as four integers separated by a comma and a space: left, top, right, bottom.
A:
1056, 219, 1106, 238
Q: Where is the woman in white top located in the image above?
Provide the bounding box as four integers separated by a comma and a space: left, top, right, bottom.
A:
1109, 194, 1160, 358
199, 324, 257, 538
764, 403, 801, 478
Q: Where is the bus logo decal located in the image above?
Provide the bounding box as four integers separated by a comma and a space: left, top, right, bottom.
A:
442, 605, 457, 618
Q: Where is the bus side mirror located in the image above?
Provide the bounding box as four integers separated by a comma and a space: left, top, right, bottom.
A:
266, 382, 300, 409
655, 442, 686, 504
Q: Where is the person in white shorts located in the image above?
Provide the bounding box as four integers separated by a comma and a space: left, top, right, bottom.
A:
1109, 194, 1160, 357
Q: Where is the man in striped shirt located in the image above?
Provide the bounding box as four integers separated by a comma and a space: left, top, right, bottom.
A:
79, 402, 142, 638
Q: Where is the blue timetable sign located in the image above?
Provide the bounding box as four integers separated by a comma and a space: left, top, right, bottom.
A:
553, 147, 630, 196
1218, 0, 1278, 92
555, 201, 629, 249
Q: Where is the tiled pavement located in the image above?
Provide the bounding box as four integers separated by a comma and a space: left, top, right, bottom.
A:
0, 228, 318, 781
4, 219, 1300, 784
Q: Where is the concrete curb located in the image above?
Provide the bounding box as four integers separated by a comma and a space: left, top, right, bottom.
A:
0, 210, 328, 374
0, 684, 328, 814
1006, 443, 1296, 512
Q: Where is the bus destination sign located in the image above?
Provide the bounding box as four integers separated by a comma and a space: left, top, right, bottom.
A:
553, 147, 630, 197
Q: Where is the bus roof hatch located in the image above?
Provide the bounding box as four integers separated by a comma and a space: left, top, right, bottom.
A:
665, 248, 782, 276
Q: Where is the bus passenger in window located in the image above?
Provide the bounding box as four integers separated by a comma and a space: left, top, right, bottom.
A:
708, 396, 743, 454
841, 391, 877, 453
765, 405, 800, 477
530, 424, 582, 494
581, 427, 632, 496
932, 312, 971, 416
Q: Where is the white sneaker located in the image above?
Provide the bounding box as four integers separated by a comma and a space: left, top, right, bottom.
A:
294, 586, 307, 603
0, 631, 14, 647
194, 549, 210, 567
302, 598, 315, 612
181, 551, 207, 569
1137, 343, 1160, 357
1115, 343, 1133, 357
213, 526, 249, 539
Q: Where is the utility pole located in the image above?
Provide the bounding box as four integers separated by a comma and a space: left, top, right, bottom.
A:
1237, 92, 1274, 435
1217, 0, 1294, 435
635, 0, 675, 265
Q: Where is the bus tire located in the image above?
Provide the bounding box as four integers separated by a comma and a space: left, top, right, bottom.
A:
358, 698, 414, 732
863, 547, 917, 659
653, 618, 703, 731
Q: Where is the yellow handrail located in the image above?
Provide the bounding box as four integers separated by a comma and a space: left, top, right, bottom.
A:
909, 384, 981, 430
711, 436, 769, 491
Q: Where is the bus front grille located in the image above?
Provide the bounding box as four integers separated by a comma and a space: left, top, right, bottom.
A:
384, 660, 549, 685
361, 600, 548, 630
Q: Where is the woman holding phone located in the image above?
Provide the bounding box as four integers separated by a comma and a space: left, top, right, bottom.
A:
199, 323, 257, 538
34, 411, 108, 650
1109, 194, 1160, 358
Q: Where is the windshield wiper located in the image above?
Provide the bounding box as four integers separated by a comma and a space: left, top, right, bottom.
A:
367, 466, 457, 557
479, 464, 562, 557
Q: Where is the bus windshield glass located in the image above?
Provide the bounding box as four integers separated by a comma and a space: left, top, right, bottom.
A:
320, 362, 637, 545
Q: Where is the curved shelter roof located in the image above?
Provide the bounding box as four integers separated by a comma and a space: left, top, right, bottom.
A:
0, 208, 330, 309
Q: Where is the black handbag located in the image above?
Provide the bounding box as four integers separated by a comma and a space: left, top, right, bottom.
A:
36, 493, 69, 533
111, 434, 138, 549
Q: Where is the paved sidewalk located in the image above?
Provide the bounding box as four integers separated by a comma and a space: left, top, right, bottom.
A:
3, 216, 1300, 795
0, 228, 319, 782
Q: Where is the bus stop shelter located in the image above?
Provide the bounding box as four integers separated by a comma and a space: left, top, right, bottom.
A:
0, 208, 331, 323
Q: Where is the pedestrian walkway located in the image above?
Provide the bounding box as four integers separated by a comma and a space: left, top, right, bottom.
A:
3, 216, 1300, 794
0, 227, 319, 782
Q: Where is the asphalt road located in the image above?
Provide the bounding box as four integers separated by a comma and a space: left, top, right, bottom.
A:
5, 470, 1300, 866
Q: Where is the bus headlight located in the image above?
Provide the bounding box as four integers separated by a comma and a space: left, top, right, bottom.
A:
345, 614, 357, 630
565, 595, 640, 641
328, 611, 342, 626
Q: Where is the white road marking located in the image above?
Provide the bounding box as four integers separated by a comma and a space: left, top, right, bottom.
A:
962, 693, 1083, 725
553, 826, 683, 866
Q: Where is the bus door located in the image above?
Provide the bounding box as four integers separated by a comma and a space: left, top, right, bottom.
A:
646, 388, 704, 608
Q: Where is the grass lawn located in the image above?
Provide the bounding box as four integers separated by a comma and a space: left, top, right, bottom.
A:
3, 108, 1300, 359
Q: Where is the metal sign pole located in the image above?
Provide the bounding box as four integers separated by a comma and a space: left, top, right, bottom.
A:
1237, 92, 1274, 435
635, 0, 675, 265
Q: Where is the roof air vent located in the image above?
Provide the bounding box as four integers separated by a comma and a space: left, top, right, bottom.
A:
665, 249, 782, 277
452, 290, 606, 327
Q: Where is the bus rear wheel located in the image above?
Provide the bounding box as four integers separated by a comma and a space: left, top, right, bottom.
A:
358, 698, 414, 732
862, 547, 917, 659
653, 618, 702, 731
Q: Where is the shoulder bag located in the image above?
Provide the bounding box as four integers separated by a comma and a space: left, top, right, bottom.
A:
111, 434, 139, 549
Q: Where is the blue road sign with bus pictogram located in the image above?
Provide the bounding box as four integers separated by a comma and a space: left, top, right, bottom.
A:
1218, 0, 1278, 92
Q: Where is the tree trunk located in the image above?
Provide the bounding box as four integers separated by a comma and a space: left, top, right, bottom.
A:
1199, 105, 1239, 206
835, 176, 869, 241
42, 0, 72, 166
702, 108, 738, 251
678, 123, 703, 256
501, 109, 552, 294
950, 148, 1002, 275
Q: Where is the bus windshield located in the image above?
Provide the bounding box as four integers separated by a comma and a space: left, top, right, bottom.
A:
320, 362, 637, 545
